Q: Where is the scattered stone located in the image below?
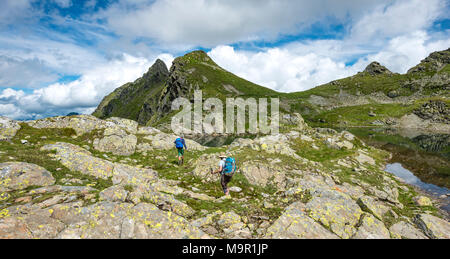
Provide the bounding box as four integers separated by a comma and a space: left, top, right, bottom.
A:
229, 186, 242, 193
352, 214, 390, 239
0, 162, 55, 192
389, 221, 428, 239
413, 196, 433, 206
265, 201, 338, 239
0, 117, 21, 141
414, 214, 450, 239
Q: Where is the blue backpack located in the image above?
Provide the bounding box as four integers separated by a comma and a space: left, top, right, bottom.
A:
175, 138, 184, 148
222, 157, 236, 175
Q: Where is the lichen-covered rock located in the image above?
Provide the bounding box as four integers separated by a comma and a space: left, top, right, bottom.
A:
1, 201, 208, 239
41, 142, 115, 180
357, 195, 388, 219
414, 214, 450, 239
27, 115, 107, 136
240, 161, 287, 190
352, 214, 390, 239
217, 211, 241, 228
0, 162, 55, 192
192, 154, 220, 182
354, 151, 376, 166
265, 201, 338, 239
230, 134, 302, 159
389, 221, 428, 239
281, 113, 309, 131
93, 128, 137, 156
106, 117, 138, 134
137, 126, 161, 135
0, 116, 21, 141
99, 186, 128, 202
306, 190, 363, 239
413, 196, 433, 206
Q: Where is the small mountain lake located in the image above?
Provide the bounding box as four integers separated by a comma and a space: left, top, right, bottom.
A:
340, 127, 450, 213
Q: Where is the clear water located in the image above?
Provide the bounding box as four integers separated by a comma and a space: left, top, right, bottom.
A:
385, 162, 450, 212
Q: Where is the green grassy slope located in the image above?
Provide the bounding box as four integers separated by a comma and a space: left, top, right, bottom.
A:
93, 48, 450, 128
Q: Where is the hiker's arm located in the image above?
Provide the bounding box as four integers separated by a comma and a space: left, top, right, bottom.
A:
183, 139, 187, 150
212, 166, 223, 174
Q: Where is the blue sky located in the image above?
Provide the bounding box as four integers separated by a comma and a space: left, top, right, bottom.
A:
0, 0, 449, 120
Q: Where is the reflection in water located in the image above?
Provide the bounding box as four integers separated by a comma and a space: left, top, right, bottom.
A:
413, 134, 450, 155
339, 127, 450, 189
385, 163, 449, 196
385, 163, 450, 213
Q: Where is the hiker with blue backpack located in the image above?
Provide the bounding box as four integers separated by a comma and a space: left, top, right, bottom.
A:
174, 135, 187, 165
211, 153, 236, 197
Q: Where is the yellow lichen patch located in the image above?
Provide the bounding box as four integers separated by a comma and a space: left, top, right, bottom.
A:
0, 208, 10, 218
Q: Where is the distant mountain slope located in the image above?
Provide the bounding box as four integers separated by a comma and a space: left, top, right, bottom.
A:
284, 48, 450, 130
93, 50, 278, 126
93, 48, 450, 131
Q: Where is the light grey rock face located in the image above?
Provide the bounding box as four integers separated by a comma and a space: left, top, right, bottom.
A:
389, 221, 428, 239
1, 201, 208, 239
192, 154, 221, 182
281, 113, 308, 131
93, 128, 137, 156
41, 142, 115, 180
229, 133, 303, 160
306, 189, 363, 239
229, 186, 242, 193
217, 211, 241, 228
414, 214, 450, 239
26, 115, 141, 137
412, 196, 433, 206
352, 214, 390, 239
27, 115, 107, 136
0, 162, 55, 192
0, 116, 21, 141
357, 195, 388, 220
99, 186, 128, 202
105, 117, 138, 134
265, 202, 338, 239
240, 162, 286, 190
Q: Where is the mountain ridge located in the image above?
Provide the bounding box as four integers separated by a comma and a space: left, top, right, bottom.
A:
93, 48, 450, 131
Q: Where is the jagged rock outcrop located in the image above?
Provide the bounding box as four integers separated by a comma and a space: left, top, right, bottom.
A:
363, 62, 393, 76
408, 48, 450, 74
413, 100, 450, 124
92, 59, 170, 125
0, 117, 21, 141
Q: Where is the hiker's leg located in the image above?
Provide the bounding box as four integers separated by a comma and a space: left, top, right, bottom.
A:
224, 175, 232, 195
220, 174, 227, 194
181, 149, 184, 164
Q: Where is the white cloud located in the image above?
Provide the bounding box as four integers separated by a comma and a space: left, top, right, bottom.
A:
350, 0, 445, 42
95, 0, 393, 47
357, 31, 450, 73
0, 54, 163, 120
0, 0, 34, 26
209, 45, 359, 92
53, 0, 72, 8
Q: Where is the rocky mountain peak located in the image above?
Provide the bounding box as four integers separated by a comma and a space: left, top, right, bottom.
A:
143, 59, 169, 81
363, 61, 392, 76
172, 50, 215, 68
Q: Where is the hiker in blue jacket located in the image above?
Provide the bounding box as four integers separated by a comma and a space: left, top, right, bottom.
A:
174, 135, 187, 165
